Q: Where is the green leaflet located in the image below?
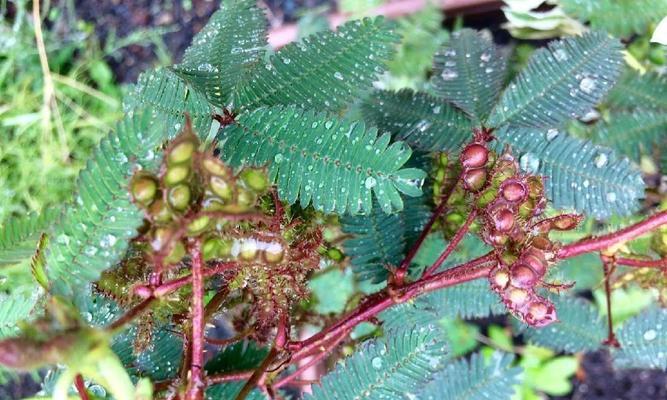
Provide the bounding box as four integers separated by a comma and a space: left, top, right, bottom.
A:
0, 210, 56, 267
307, 326, 448, 400
606, 70, 667, 110
173, 0, 267, 108
44, 111, 167, 297
361, 89, 473, 152
614, 307, 667, 370
488, 31, 623, 129
561, 0, 667, 38
418, 352, 522, 400
340, 195, 430, 283
125, 68, 213, 140
0, 287, 40, 339
232, 17, 399, 113
517, 296, 606, 353
221, 106, 426, 214
495, 126, 645, 219
431, 28, 508, 122
591, 110, 667, 161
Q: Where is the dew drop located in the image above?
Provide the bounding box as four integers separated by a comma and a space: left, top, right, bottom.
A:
644, 329, 657, 341
606, 192, 617, 202
324, 120, 334, 129
480, 52, 491, 62
441, 69, 458, 81
432, 106, 441, 114
274, 154, 284, 163
364, 176, 377, 189
553, 48, 568, 61
371, 356, 383, 370
333, 71, 344, 81
546, 129, 559, 141
99, 234, 117, 248
579, 77, 596, 94
520, 153, 540, 173
594, 153, 608, 168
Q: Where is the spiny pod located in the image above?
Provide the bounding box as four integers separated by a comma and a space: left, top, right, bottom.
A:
130, 173, 158, 207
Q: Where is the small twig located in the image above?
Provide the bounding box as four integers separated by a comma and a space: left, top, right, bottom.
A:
557, 211, 667, 259
273, 328, 350, 389
107, 297, 156, 332
394, 174, 461, 283
205, 329, 253, 346
135, 262, 238, 298
74, 374, 90, 400
422, 209, 477, 278
206, 371, 254, 385
615, 256, 667, 269
600, 255, 620, 348
185, 239, 206, 400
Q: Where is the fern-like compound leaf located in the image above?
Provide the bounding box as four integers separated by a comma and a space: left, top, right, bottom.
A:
606, 70, 667, 110
428, 281, 506, 320
0, 287, 40, 339
431, 29, 508, 122
221, 106, 426, 214
495, 126, 645, 219
126, 68, 213, 139
518, 296, 605, 353
361, 89, 473, 152
307, 326, 448, 400
0, 210, 56, 267
614, 307, 667, 370
340, 195, 430, 283
232, 17, 399, 113
418, 352, 522, 400
173, 0, 267, 107
561, 0, 667, 38
591, 110, 667, 161
488, 32, 623, 129
44, 111, 167, 297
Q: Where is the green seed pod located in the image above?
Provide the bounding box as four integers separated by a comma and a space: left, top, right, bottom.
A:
148, 199, 173, 224
164, 241, 186, 265
476, 187, 498, 208
131, 175, 158, 206
168, 141, 196, 164
500, 249, 518, 266
202, 156, 230, 177
526, 176, 544, 199
518, 199, 535, 219
210, 176, 233, 201
187, 216, 211, 235
445, 212, 465, 225
168, 184, 191, 211
203, 236, 223, 260
326, 248, 344, 262
264, 242, 285, 264
164, 165, 190, 186
236, 187, 257, 208
651, 227, 667, 257
240, 168, 269, 193
239, 239, 258, 261
202, 196, 225, 212
438, 152, 449, 167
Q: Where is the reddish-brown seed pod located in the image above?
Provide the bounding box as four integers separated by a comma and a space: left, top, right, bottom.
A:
489, 266, 510, 291
522, 249, 548, 277
525, 299, 557, 327
460, 144, 489, 168
510, 263, 538, 288
463, 168, 487, 192
507, 288, 530, 308
500, 180, 528, 203
492, 208, 515, 233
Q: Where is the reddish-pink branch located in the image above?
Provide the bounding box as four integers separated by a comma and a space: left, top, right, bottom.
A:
289, 253, 496, 362
185, 239, 205, 400
134, 261, 238, 299
206, 371, 254, 385
422, 209, 477, 278
615, 257, 667, 268
274, 328, 351, 389
74, 374, 90, 400
557, 211, 667, 259
395, 175, 461, 281
600, 255, 620, 347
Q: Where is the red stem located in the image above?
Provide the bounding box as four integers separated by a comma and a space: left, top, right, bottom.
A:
107, 297, 156, 332
186, 239, 205, 400
557, 211, 667, 259
600, 256, 620, 347
289, 253, 495, 361
615, 257, 667, 268
274, 328, 351, 389
206, 371, 254, 385
422, 209, 477, 277
135, 261, 238, 298
74, 374, 90, 400
395, 175, 461, 280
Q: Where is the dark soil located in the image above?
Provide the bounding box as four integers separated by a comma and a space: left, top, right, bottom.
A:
74, 0, 331, 83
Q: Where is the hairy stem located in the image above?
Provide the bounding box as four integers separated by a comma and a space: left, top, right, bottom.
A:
107, 297, 156, 333
395, 174, 461, 281
558, 211, 667, 259
74, 374, 90, 400
600, 255, 620, 347
206, 371, 254, 385
615, 256, 667, 268
422, 209, 477, 278
186, 239, 205, 400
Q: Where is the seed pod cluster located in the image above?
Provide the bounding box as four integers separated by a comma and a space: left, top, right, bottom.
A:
129, 122, 322, 342
432, 153, 468, 239
466, 151, 581, 327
